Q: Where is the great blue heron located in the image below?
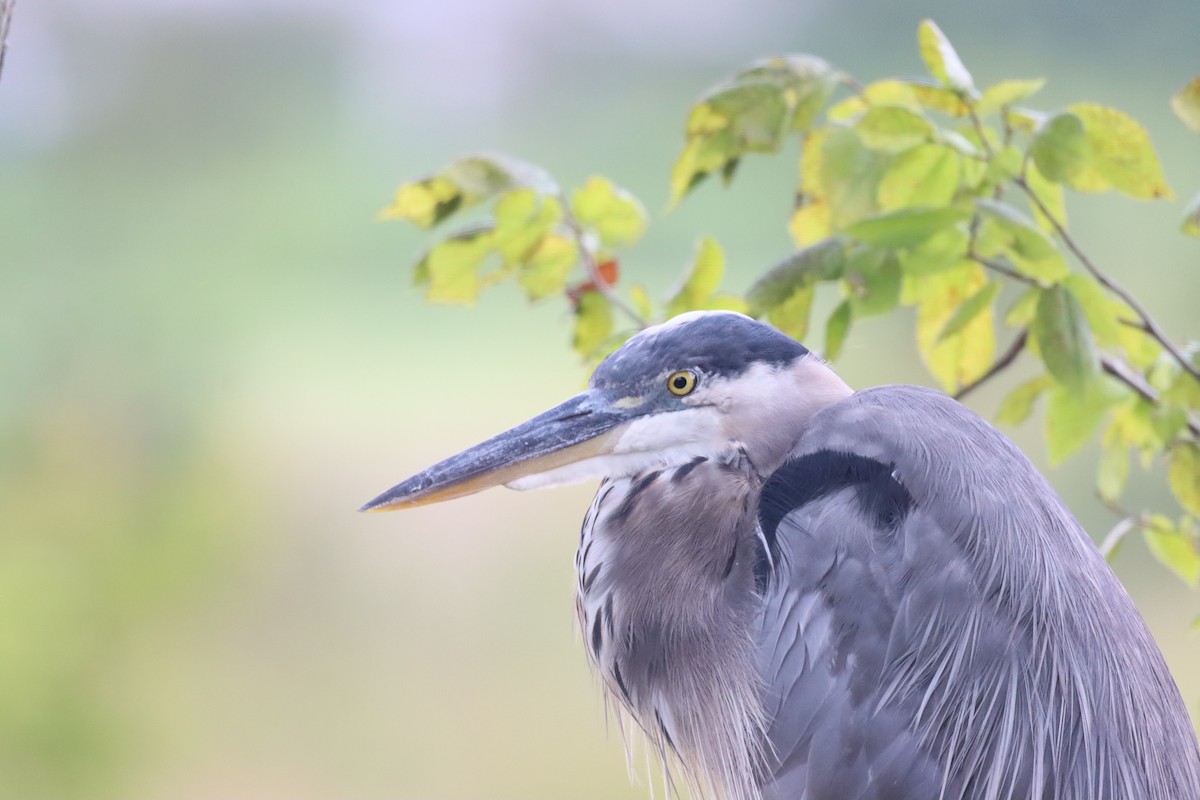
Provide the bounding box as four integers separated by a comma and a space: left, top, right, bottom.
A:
362, 310, 1200, 800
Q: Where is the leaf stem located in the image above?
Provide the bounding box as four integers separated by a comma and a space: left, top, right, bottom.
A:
1015, 177, 1200, 382
954, 329, 1028, 401
557, 195, 648, 328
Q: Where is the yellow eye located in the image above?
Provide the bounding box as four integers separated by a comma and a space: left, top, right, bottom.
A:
666, 369, 698, 396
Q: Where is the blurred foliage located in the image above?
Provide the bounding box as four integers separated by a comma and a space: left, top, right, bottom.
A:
385, 20, 1200, 595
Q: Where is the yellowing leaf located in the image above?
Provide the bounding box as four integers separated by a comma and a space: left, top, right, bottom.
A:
854, 106, 935, 152
1033, 284, 1097, 391
422, 232, 492, 304
788, 199, 832, 247
824, 300, 853, 360
629, 283, 655, 321
518, 234, 577, 301
1168, 443, 1200, 517
381, 176, 461, 228
917, 19, 974, 92
1005, 286, 1041, 328
997, 374, 1053, 425
1171, 76, 1200, 133
1067, 103, 1174, 200
570, 176, 647, 248
876, 144, 961, 211
975, 199, 1069, 282
667, 236, 725, 316
1025, 160, 1068, 233
819, 128, 894, 228
908, 82, 971, 116
766, 285, 815, 342
976, 78, 1046, 116
1097, 440, 1130, 503
573, 291, 614, 358
1143, 515, 1200, 587
915, 262, 994, 392
1063, 274, 1122, 348
862, 79, 922, 109
937, 280, 999, 342
1029, 112, 1090, 185
493, 189, 561, 265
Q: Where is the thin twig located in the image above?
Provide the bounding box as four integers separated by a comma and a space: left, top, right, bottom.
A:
1016, 176, 1200, 382
966, 104, 996, 159
968, 253, 1039, 287
557, 194, 648, 328
955, 329, 1029, 401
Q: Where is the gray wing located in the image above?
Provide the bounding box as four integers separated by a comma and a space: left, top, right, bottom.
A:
754, 384, 1200, 800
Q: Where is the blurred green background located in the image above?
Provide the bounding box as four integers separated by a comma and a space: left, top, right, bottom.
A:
2, 1, 1198, 798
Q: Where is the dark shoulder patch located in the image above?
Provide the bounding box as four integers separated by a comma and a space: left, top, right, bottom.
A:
757, 450, 913, 557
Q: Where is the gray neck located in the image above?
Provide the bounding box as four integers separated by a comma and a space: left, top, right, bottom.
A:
575, 449, 769, 800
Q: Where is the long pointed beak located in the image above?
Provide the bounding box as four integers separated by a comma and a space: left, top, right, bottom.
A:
359, 389, 632, 512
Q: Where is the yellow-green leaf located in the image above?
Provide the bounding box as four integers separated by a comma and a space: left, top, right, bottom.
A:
1005, 286, 1041, 328
737, 55, 839, 133
843, 248, 902, 318
1168, 443, 1200, 517
493, 190, 561, 265
1067, 103, 1174, 200
937, 280, 999, 342
422, 233, 492, 304
1181, 191, 1200, 238
975, 199, 1069, 282
914, 262, 994, 392
976, 78, 1046, 116
1098, 440, 1130, 502
1044, 380, 1111, 464
518, 234, 577, 301
1033, 284, 1098, 391
917, 19, 974, 92
667, 236, 725, 316
788, 199, 832, 246
844, 206, 970, 249
1170, 76, 1200, 133
573, 291, 614, 358
571, 176, 647, 248
908, 81, 971, 116
861, 79, 923, 110
824, 300, 853, 360
1143, 515, 1200, 587
876, 144, 961, 211
1063, 274, 1122, 348
766, 285, 815, 342
629, 283, 654, 321
819, 128, 894, 228
1024, 159, 1068, 233
997, 374, 1053, 425
381, 176, 463, 228
854, 106, 934, 152
897, 228, 970, 277
747, 238, 844, 313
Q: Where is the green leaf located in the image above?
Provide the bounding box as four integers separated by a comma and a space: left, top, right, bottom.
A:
897, 227, 970, 277
747, 238, 844, 312
736, 55, 839, 132
573, 291, 614, 358
1067, 103, 1174, 200
1097, 439, 1130, 503
1044, 379, 1113, 464
629, 284, 654, 321
937, 280, 999, 342
1170, 76, 1200, 133
824, 300, 853, 360
917, 19, 974, 92
517, 234, 577, 301
1168, 443, 1200, 517
997, 374, 1053, 425
975, 198, 1069, 282
1029, 112, 1090, 185
492, 189, 561, 265
766, 285, 815, 342
1005, 286, 1041, 328
1063, 274, 1122, 348
854, 106, 934, 151
844, 206, 969, 249
1033, 284, 1098, 392
667, 236, 725, 316
976, 78, 1046, 116
570, 176, 647, 248
1182, 191, 1200, 237
843, 248, 902, 318
818, 128, 895, 228
985, 145, 1024, 185
876, 144, 961, 211
1143, 515, 1200, 588
382, 155, 556, 229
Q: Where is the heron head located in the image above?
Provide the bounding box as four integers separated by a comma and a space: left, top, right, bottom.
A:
361, 311, 851, 511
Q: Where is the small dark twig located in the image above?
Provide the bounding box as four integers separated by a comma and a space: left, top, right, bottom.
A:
968, 253, 1039, 287
1100, 354, 1200, 439
557, 194, 648, 329
955, 329, 1029, 401
1016, 177, 1199, 383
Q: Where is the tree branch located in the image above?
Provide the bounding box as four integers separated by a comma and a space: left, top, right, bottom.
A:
557, 194, 648, 329
954, 329, 1029, 401
1016, 176, 1200, 382
1100, 354, 1200, 439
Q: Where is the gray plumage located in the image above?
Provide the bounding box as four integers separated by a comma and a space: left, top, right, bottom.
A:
363, 311, 1200, 800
